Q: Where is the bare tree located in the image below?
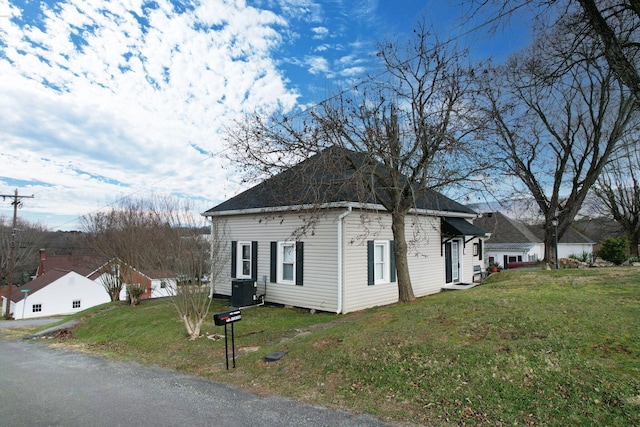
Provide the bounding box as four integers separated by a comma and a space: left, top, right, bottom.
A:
475, 18, 638, 261
1, 216, 47, 318
91, 260, 123, 302
82, 199, 160, 304
167, 214, 228, 340
82, 195, 227, 340
227, 25, 488, 303
468, 0, 640, 103
592, 139, 640, 256
0, 216, 47, 286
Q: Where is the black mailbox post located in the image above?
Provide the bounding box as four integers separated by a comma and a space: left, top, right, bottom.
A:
214, 310, 242, 369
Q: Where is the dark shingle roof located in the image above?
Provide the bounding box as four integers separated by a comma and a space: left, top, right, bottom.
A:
474, 212, 594, 244
206, 147, 475, 216
527, 222, 594, 244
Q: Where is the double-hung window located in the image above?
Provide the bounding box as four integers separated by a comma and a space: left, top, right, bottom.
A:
374, 241, 389, 283
231, 241, 257, 280
279, 242, 296, 284
270, 241, 304, 286
238, 242, 252, 278
368, 240, 396, 285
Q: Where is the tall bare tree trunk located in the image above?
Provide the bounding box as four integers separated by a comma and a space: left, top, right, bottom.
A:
392, 210, 415, 303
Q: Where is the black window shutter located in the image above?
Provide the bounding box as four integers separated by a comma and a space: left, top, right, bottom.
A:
367, 240, 374, 286
295, 241, 304, 286
270, 242, 277, 283
390, 240, 396, 283
478, 239, 483, 260
251, 241, 258, 280
231, 241, 237, 278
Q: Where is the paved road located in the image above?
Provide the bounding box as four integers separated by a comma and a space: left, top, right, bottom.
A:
0, 317, 64, 330
0, 339, 393, 427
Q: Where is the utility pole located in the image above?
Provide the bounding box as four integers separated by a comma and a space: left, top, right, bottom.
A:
1, 189, 34, 319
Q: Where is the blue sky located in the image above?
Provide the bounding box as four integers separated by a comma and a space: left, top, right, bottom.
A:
0, 0, 531, 231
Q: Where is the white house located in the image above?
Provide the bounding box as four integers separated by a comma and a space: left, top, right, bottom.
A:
5, 268, 110, 319
474, 211, 594, 267
0, 251, 179, 319
88, 262, 177, 302
203, 148, 488, 314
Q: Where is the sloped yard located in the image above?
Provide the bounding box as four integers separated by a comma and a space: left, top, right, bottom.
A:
43, 268, 640, 425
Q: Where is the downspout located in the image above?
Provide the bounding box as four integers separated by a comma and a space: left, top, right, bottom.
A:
208, 217, 215, 299
337, 207, 352, 314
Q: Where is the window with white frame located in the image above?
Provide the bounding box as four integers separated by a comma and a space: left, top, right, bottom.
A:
367, 240, 395, 286
237, 242, 252, 278
278, 242, 296, 284
32, 304, 42, 313
374, 241, 390, 283
72, 300, 81, 309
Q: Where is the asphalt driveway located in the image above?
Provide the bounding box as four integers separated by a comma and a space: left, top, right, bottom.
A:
0, 338, 393, 427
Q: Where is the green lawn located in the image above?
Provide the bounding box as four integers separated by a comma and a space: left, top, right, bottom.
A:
52, 268, 640, 425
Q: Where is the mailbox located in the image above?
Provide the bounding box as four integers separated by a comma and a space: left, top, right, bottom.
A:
213, 309, 242, 326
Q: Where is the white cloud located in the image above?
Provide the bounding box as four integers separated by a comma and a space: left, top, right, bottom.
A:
311, 26, 328, 40
304, 55, 331, 76
0, 0, 300, 229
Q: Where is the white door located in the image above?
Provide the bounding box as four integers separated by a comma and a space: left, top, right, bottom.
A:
451, 241, 460, 282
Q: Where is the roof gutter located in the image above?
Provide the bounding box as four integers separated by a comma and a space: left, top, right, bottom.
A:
336, 206, 352, 314
203, 201, 478, 219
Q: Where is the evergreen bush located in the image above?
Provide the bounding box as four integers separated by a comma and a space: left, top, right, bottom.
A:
597, 236, 629, 265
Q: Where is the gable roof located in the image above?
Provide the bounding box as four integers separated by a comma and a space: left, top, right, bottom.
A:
205, 147, 476, 217
37, 253, 102, 278
88, 258, 174, 281
10, 269, 77, 303
474, 212, 539, 244
527, 222, 594, 244
474, 212, 594, 245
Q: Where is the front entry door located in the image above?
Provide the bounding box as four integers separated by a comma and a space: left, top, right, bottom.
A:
445, 240, 460, 284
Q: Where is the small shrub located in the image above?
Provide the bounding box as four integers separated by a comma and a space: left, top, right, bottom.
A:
569, 251, 590, 263
597, 236, 629, 265
126, 283, 145, 306
487, 261, 501, 272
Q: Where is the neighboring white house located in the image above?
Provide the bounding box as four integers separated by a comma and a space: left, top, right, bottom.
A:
474, 212, 594, 267
0, 251, 179, 319
88, 260, 177, 301
4, 269, 110, 319
202, 147, 488, 314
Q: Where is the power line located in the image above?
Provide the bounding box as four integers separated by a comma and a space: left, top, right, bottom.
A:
10, 4, 527, 232
274, 3, 529, 123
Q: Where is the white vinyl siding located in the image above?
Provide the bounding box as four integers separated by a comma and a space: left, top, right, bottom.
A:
215, 212, 340, 312
342, 213, 446, 313
212, 209, 481, 314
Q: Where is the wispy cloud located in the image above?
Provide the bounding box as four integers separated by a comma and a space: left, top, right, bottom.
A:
0, 0, 300, 229
311, 26, 328, 40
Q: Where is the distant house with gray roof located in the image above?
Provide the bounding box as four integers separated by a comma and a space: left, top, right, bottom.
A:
474, 212, 594, 267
